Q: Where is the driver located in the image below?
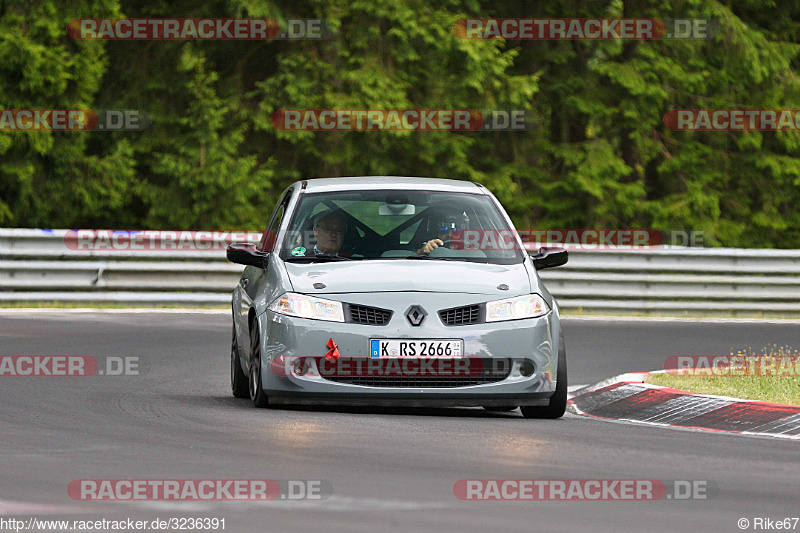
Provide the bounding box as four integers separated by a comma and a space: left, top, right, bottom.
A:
311, 210, 348, 255
416, 207, 470, 255
298, 209, 365, 258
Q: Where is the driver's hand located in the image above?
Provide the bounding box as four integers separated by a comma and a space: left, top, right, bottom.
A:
418, 239, 444, 254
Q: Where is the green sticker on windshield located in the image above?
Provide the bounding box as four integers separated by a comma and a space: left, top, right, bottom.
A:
291, 246, 306, 256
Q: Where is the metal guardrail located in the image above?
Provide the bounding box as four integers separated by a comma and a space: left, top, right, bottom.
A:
2, 229, 800, 315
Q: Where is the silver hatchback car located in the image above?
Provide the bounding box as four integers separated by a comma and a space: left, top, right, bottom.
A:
227, 177, 569, 418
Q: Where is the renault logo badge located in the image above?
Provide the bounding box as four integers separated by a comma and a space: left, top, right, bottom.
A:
405, 305, 426, 326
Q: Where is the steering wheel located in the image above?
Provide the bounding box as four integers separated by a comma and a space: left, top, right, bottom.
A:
418, 237, 449, 254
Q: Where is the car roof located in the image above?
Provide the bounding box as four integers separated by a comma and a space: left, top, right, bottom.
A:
296, 176, 485, 194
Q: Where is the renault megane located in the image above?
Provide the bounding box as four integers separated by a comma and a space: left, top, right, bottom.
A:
227, 177, 568, 418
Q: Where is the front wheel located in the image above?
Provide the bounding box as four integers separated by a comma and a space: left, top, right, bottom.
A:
521, 332, 567, 419
248, 324, 270, 408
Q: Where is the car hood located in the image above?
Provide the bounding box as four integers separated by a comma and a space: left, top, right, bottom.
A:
284, 260, 532, 296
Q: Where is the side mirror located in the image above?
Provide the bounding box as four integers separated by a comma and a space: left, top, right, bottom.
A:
531, 247, 568, 270
227, 242, 268, 268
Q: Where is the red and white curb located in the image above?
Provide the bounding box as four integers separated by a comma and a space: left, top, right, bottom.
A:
568, 373, 800, 440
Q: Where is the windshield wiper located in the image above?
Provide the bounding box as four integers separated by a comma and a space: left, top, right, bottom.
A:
284, 254, 358, 263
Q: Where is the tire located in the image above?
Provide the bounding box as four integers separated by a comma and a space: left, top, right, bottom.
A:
521, 332, 567, 419
248, 322, 270, 408
231, 324, 249, 398
482, 406, 518, 412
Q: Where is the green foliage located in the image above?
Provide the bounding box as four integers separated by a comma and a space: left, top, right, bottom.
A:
0, 0, 799, 246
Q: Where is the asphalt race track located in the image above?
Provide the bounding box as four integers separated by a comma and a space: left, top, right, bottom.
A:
1, 310, 798, 533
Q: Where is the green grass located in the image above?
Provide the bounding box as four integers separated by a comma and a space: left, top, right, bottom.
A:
647, 345, 800, 406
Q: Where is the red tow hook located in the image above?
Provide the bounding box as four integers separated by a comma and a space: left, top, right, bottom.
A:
325, 338, 341, 361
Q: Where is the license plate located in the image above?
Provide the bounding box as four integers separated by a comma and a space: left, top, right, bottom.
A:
370, 339, 463, 358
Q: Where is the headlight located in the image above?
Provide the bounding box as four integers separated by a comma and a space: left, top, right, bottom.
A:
269, 292, 345, 322
485, 293, 549, 322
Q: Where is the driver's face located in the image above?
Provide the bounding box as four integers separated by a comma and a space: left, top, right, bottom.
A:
314, 215, 346, 254
435, 218, 464, 241
438, 229, 454, 240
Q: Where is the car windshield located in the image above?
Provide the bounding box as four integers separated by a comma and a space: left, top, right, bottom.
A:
279, 189, 526, 264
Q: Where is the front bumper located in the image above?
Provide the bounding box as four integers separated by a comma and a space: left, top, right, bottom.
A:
258, 292, 560, 407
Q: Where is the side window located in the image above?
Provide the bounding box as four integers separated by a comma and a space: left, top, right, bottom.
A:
259, 191, 290, 251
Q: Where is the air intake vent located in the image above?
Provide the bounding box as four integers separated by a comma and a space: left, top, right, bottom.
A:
347, 304, 392, 325
439, 305, 481, 326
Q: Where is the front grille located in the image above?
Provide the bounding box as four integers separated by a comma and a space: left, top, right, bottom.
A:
347, 304, 392, 325
320, 357, 512, 388
439, 305, 481, 326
